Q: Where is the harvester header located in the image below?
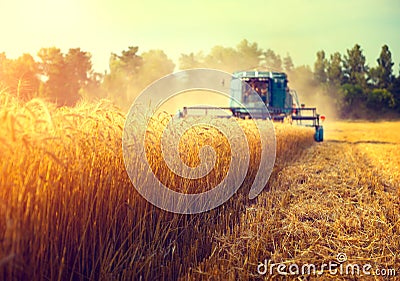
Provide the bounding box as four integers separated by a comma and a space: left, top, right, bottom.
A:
180, 70, 324, 142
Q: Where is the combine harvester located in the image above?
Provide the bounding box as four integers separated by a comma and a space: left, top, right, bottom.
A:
179, 70, 324, 142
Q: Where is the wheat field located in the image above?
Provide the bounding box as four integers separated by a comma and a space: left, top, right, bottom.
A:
0, 94, 399, 280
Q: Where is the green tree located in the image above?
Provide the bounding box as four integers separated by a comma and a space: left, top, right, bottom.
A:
0, 53, 40, 100
180, 40, 262, 72
235, 39, 263, 70
37, 47, 65, 97
263, 49, 282, 71
327, 52, 344, 85
313, 50, 327, 84
366, 88, 395, 112
64, 48, 92, 101
283, 54, 294, 73
392, 64, 400, 112
138, 49, 175, 88
204, 45, 240, 72
38, 47, 92, 105
368, 44, 394, 89
116, 46, 143, 78
339, 83, 366, 117
102, 47, 176, 109
343, 44, 368, 86
179, 52, 204, 70
323, 52, 345, 107
80, 72, 107, 101
103, 46, 143, 106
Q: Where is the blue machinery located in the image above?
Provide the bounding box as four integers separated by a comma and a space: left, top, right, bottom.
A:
181, 71, 324, 142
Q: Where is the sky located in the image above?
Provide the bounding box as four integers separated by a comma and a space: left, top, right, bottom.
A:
0, 0, 399, 73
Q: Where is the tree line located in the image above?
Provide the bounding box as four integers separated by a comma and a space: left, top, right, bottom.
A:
0, 40, 399, 118
313, 44, 399, 118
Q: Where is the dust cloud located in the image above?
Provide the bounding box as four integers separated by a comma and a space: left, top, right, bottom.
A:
287, 72, 339, 120
156, 90, 230, 115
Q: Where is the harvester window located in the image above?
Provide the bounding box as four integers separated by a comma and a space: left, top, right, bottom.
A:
260, 83, 268, 104
241, 78, 269, 104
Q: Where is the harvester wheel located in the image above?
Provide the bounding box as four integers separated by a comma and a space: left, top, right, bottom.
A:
314, 126, 324, 142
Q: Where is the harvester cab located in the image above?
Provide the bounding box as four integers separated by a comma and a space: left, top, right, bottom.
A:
180, 70, 324, 142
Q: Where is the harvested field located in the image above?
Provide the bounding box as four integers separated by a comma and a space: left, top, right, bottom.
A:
187, 121, 400, 280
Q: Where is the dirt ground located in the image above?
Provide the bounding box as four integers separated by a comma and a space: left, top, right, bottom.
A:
187, 121, 400, 280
